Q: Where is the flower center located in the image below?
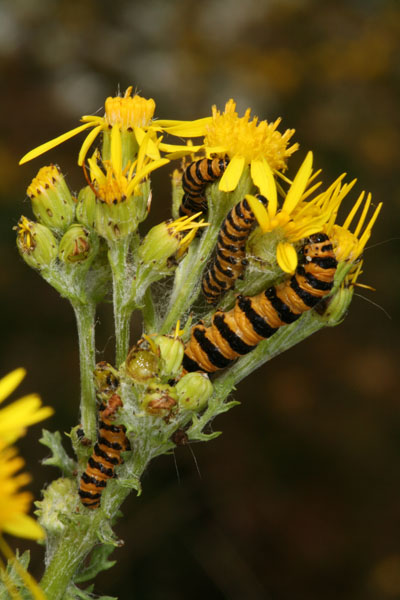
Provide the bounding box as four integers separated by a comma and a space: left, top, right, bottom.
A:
104, 87, 156, 130
204, 99, 298, 169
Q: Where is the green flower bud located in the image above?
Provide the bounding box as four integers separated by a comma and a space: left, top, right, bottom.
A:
154, 335, 184, 378
317, 283, 355, 327
176, 372, 213, 412
125, 347, 159, 383
141, 383, 177, 417
16, 216, 58, 270
138, 221, 181, 271
58, 224, 98, 264
94, 194, 139, 241
76, 186, 96, 229
27, 165, 75, 232
93, 361, 120, 399
35, 477, 77, 535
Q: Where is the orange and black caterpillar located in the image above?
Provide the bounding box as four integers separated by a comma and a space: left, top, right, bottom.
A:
179, 157, 229, 219
78, 393, 130, 509
202, 194, 268, 304
183, 233, 337, 373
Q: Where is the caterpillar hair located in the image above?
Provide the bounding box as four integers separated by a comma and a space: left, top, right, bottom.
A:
202, 194, 268, 304
183, 233, 337, 373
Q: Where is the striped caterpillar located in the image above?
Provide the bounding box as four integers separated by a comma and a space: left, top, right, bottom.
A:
183, 233, 337, 373
201, 194, 268, 304
78, 364, 130, 509
179, 157, 229, 219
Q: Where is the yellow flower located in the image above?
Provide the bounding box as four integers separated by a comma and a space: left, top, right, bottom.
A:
205, 99, 298, 192
86, 125, 169, 205
0, 368, 53, 447
246, 151, 382, 274
327, 191, 383, 263
19, 87, 211, 168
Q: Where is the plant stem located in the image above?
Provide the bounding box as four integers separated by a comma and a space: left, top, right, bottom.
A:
108, 238, 133, 366
72, 302, 97, 443
213, 310, 325, 398
40, 450, 149, 600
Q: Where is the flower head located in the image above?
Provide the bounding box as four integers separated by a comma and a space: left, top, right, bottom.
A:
246, 151, 382, 274
0, 368, 53, 539
19, 87, 211, 168
86, 126, 168, 205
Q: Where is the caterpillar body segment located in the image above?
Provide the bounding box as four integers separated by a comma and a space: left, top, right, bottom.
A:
183, 233, 337, 374
78, 393, 130, 509
179, 157, 229, 219
202, 194, 268, 303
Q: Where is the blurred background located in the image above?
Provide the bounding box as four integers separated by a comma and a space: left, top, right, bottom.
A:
1, 0, 399, 598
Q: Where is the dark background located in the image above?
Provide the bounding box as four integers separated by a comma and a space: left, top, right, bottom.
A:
1, 0, 399, 598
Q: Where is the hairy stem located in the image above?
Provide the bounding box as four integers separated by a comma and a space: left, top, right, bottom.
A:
72, 302, 97, 443
108, 238, 133, 366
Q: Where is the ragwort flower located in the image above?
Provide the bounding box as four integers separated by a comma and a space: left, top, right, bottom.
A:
163, 99, 298, 196
246, 151, 382, 274
19, 87, 211, 168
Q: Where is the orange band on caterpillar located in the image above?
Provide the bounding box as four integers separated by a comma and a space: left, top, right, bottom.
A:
78, 393, 130, 509
183, 233, 337, 373
179, 157, 229, 219
202, 194, 268, 303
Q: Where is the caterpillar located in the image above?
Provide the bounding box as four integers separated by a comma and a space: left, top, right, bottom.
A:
183, 233, 337, 373
179, 157, 229, 219
202, 194, 268, 304
78, 363, 130, 509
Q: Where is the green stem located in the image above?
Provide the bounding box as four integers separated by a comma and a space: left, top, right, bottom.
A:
72, 302, 97, 443
108, 238, 133, 366
40, 450, 149, 600
214, 310, 325, 398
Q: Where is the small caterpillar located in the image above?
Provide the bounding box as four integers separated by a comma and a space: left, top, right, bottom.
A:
201, 194, 268, 304
179, 157, 229, 219
78, 363, 130, 509
183, 233, 337, 373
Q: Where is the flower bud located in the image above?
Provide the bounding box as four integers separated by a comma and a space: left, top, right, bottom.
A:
35, 477, 77, 535
154, 335, 184, 378
141, 383, 177, 417
58, 224, 98, 264
175, 372, 213, 412
94, 195, 139, 241
76, 186, 96, 229
16, 216, 58, 270
317, 283, 355, 327
27, 165, 75, 232
125, 347, 159, 383
138, 221, 181, 271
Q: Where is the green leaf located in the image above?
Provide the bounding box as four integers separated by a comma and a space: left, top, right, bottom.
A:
40, 429, 76, 476
75, 545, 116, 584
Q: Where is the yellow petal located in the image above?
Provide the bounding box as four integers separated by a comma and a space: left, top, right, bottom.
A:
134, 127, 160, 160
156, 117, 212, 137
250, 158, 277, 216
219, 155, 245, 192
0, 369, 26, 404
78, 124, 103, 166
283, 151, 313, 215
127, 158, 170, 196
3, 514, 45, 540
19, 122, 96, 165
276, 242, 298, 273
245, 195, 271, 232
111, 125, 122, 177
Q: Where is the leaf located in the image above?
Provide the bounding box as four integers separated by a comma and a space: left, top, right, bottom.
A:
40, 429, 76, 476
75, 545, 116, 584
